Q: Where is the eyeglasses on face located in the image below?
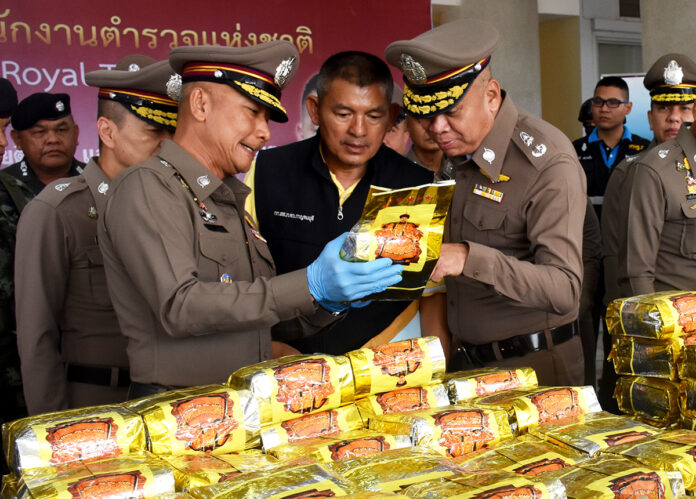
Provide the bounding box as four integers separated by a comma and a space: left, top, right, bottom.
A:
590, 97, 628, 108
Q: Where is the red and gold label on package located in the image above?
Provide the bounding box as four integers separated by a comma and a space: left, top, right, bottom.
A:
445, 367, 538, 403
227, 355, 354, 425
585, 468, 682, 499
140, 386, 258, 456
261, 404, 364, 451
8, 406, 145, 475
348, 337, 446, 397
355, 383, 450, 419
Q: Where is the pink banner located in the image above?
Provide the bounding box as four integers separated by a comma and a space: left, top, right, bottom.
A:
0, 1, 431, 166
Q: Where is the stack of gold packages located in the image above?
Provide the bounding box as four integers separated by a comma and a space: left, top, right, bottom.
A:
679, 334, 696, 429
541, 453, 686, 498
125, 384, 261, 456
607, 291, 696, 426
469, 385, 601, 434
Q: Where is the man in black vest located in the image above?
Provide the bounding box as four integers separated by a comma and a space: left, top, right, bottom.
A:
247, 51, 433, 355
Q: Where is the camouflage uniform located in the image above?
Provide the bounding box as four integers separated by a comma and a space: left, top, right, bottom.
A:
0, 170, 33, 426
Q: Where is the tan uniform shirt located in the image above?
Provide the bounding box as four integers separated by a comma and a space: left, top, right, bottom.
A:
601, 141, 654, 304
445, 95, 586, 341
618, 126, 696, 295
15, 159, 128, 415
98, 140, 335, 387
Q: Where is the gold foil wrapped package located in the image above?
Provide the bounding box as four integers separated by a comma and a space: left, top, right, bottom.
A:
347, 337, 446, 397
680, 378, 696, 419
21, 454, 176, 499
355, 383, 450, 420
330, 448, 458, 493
546, 454, 686, 499
679, 333, 696, 379
1, 474, 18, 499
227, 354, 354, 425
402, 469, 567, 499
369, 405, 512, 458
267, 429, 412, 463
610, 336, 684, 380
445, 367, 538, 403
606, 291, 696, 339
187, 463, 361, 498
163, 452, 278, 491
2, 404, 145, 476
260, 404, 364, 451
605, 429, 696, 490
529, 411, 663, 456
340, 181, 456, 300
128, 385, 260, 456
615, 376, 681, 424
471, 385, 601, 433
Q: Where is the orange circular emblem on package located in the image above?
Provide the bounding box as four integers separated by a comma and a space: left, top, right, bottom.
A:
372, 339, 425, 387
170, 392, 239, 452
274, 359, 335, 414
45, 417, 122, 465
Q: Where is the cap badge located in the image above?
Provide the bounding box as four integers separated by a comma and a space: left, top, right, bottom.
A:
97, 181, 109, 195
88, 206, 98, 219
55, 182, 70, 192
400, 54, 427, 84
664, 60, 684, 86
532, 144, 547, 158
658, 149, 669, 159
520, 132, 534, 147
55, 100, 65, 112
274, 56, 296, 88
482, 148, 495, 164
166, 74, 182, 102
128, 63, 140, 72
214, 69, 224, 79
197, 175, 210, 188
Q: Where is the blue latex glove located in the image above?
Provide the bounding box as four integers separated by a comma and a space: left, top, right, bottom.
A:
307, 233, 403, 303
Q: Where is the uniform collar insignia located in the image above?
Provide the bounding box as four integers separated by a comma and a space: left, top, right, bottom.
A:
664, 60, 684, 86
197, 175, 211, 188
97, 181, 109, 195
520, 131, 534, 147
658, 149, 669, 159
482, 148, 495, 164
54, 182, 70, 191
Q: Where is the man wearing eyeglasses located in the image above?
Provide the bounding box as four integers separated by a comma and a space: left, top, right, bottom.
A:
573, 76, 650, 221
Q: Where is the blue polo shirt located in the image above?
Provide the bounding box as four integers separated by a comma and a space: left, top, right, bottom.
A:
587, 126, 634, 168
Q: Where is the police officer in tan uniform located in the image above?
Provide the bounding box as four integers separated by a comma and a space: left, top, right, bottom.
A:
14, 56, 177, 415
617, 56, 696, 296
385, 19, 586, 385
97, 42, 404, 398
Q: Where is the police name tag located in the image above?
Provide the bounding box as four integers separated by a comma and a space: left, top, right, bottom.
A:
473, 183, 504, 203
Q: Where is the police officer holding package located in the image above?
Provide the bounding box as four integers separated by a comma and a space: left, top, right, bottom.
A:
385, 19, 586, 385
15, 56, 177, 415
617, 55, 696, 296
98, 41, 404, 397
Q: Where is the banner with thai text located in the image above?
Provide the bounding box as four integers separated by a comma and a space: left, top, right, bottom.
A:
0, 1, 431, 166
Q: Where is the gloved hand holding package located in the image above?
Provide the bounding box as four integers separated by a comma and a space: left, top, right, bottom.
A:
340, 181, 456, 300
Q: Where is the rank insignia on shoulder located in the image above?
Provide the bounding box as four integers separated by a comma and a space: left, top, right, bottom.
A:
219, 273, 233, 284
531, 143, 547, 158
473, 183, 503, 203
54, 183, 70, 191
658, 149, 669, 159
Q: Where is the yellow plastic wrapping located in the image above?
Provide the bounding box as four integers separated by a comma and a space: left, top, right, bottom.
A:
20, 453, 176, 499
605, 429, 696, 491
226, 354, 354, 425
445, 367, 539, 403
402, 469, 567, 499
544, 454, 685, 499
267, 429, 412, 463
529, 411, 663, 456
610, 336, 684, 380
2, 404, 146, 476
260, 404, 364, 451
355, 383, 450, 420
470, 385, 601, 433
679, 333, 696, 379
348, 336, 446, 398
330, 448, 458, 493
162, 451, 279, 492
369, 405, 513, 458
126, 384, 260, 456
614, 376, 681, 424
187, 463, 361, 498
606, 291, 696, 338
340, 181, 456, 300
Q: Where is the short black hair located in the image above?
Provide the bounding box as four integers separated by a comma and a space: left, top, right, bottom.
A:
316, 51, 393, 103
595, 76, 629, 99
